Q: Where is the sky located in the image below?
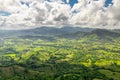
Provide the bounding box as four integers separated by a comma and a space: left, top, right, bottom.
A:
0, 0, 120, 30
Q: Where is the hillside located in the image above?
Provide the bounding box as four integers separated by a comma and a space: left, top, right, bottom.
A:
57, 28, 120, 41
90, 29, 120, 38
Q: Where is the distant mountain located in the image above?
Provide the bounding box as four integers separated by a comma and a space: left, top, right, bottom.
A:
57, 29, 120, 41
0, 27, 94, 38
21, 26, 93, 35
1, 27, 120, 41
86, 29, 120, 41
91, 29, 120, 37
113, 29, 120, 33
57, 31, 87, 39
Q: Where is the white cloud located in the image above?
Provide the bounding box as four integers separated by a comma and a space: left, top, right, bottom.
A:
66, 0, 70, 3
0, 0, 120, 29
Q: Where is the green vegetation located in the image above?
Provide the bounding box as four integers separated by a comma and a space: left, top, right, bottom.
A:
0, 28, 120, 80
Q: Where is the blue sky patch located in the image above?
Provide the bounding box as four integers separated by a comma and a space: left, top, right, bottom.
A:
105, 0, 113, 7
20, 1, 30, 7
0, 11, 11, 16
69, 0, 78, 7
63, 0, 113, 7
63, 0, 78, 7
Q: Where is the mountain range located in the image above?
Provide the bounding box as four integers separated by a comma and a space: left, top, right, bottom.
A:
0, 27, 120, 41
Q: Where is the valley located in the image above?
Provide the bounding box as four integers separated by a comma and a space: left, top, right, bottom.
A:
0, 27, 120, 80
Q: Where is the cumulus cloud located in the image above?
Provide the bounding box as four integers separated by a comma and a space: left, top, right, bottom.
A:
0, 0, 120, 29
